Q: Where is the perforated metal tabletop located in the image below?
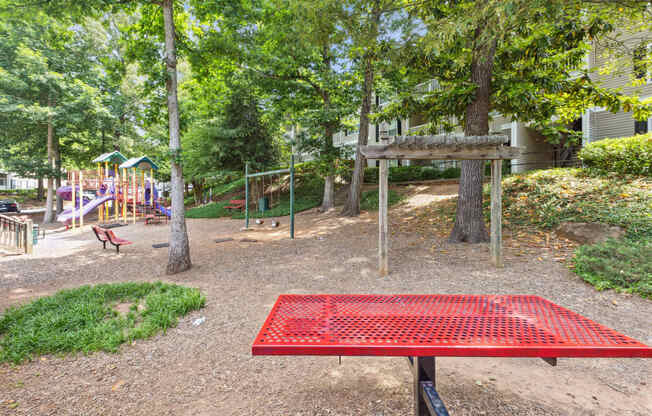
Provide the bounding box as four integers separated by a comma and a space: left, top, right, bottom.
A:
252, 294, 652, 358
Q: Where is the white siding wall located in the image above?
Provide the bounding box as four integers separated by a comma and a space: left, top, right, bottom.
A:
587, 33, 652, 141
592, 110, 636, 141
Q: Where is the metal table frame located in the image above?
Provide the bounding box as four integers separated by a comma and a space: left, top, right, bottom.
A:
252, 294, 652, 415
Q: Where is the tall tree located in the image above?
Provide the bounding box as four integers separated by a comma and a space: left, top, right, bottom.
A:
339, 0, 415, 216
0, 7, 111, 223
380, 0, 652, 243
161, 0, 191, 273
339, 0, 384, 216
197, 0, 355, 211
30, 0, 193, 273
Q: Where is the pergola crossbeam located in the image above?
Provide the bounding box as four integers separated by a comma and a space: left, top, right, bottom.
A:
361, 134, 523, 276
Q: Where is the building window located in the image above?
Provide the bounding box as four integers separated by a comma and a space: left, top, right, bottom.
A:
396, 119, 402, 135
635, 119, 648, 135
0, 174, 6, 188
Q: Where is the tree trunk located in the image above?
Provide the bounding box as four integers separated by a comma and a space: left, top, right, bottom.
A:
162, 0, 192, 275
322, 175, 335, 211
192, 179, 203, 206
37, 176, 44, 201
43, 105, 55, 224
320, 123, 336, 211
448, 27, 497, 243
54, 134, 63, 214
341, 53, 373, 217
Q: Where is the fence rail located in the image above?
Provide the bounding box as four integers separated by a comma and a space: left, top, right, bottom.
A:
0, 214, 33, 255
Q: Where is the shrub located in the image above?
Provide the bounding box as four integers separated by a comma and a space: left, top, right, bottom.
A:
579, 134, 652, 176
359, 189, 403, 211
363, 165, 461, 183
364, 167, 379, 183
573, 237, 652, 298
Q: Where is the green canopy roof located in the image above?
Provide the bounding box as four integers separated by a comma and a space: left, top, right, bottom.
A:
92, 151, 128, 164
119, 156, 159, 171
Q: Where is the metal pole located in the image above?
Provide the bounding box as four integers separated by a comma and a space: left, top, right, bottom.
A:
79, 171, 84, 231
72, 171, 76, 230
150, 168, 155, 208
290, 154, 294, 239
114, 164, 119, 221
122, 168, 127, 223
245, 162, 249, 229
132, 169, 136, 224
97, 162, 102, 223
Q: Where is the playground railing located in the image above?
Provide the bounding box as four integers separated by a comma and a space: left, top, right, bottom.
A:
0, 214, 33, 255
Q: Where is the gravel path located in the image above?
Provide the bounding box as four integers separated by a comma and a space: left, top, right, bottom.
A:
1, 193, 651, 416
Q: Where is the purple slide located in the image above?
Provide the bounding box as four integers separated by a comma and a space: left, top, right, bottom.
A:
56, 195, 114, 224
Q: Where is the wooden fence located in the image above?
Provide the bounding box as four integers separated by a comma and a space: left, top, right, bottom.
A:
0, 214, 33, 255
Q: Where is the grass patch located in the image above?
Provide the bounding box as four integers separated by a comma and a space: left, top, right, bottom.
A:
185, 201, 233, 219
186, 173, 324, 219
211, 177, 246, 199
573, 237, 652, 298
0, 282, 205, 364
231, 195, 320, 219
360, 188, 404, 211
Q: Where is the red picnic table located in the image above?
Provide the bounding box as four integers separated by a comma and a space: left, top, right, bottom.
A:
252, 294, 652, 416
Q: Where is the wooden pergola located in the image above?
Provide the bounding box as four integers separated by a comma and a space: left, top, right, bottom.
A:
360, 134, 524, 276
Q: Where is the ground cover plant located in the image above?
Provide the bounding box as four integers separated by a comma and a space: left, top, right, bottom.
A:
0, 282, 205, 364
500, 168, 651, 239
573, 237, 652, 298
410, 167, 652, 296
500, 168, 651, 297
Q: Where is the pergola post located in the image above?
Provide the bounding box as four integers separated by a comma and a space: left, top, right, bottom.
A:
490, 159, 503, 267
361, 135, 519, 275
379, 159, 389, 276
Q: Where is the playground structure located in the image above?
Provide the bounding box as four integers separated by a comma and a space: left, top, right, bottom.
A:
244, 155, 295, 239
56, 152, 170, 230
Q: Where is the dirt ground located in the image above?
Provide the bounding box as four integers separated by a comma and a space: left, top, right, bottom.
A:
0, 184, 651, 416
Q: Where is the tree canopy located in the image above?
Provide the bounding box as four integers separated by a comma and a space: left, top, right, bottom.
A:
1, 0, 651, 245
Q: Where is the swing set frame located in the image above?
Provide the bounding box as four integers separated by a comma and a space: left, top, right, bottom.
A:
244, 155, 295, 239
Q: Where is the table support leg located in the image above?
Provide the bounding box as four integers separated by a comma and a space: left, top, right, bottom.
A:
412, 357, 449, 416
414, 357, 434, 416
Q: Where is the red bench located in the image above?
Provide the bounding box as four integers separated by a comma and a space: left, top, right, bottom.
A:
145, 211, 167, 225
92, 225, 132, 253
224, 199, 246, 211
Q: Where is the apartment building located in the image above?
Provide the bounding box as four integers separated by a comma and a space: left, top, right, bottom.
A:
333, 35, 652, 173
0, 171, 38, 191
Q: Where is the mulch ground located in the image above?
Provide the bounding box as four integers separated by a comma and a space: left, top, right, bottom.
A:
0, 184, 650, 416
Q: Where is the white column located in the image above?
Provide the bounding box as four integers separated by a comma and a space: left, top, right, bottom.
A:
510, 121, 519, 173
583, 110, 592, 144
